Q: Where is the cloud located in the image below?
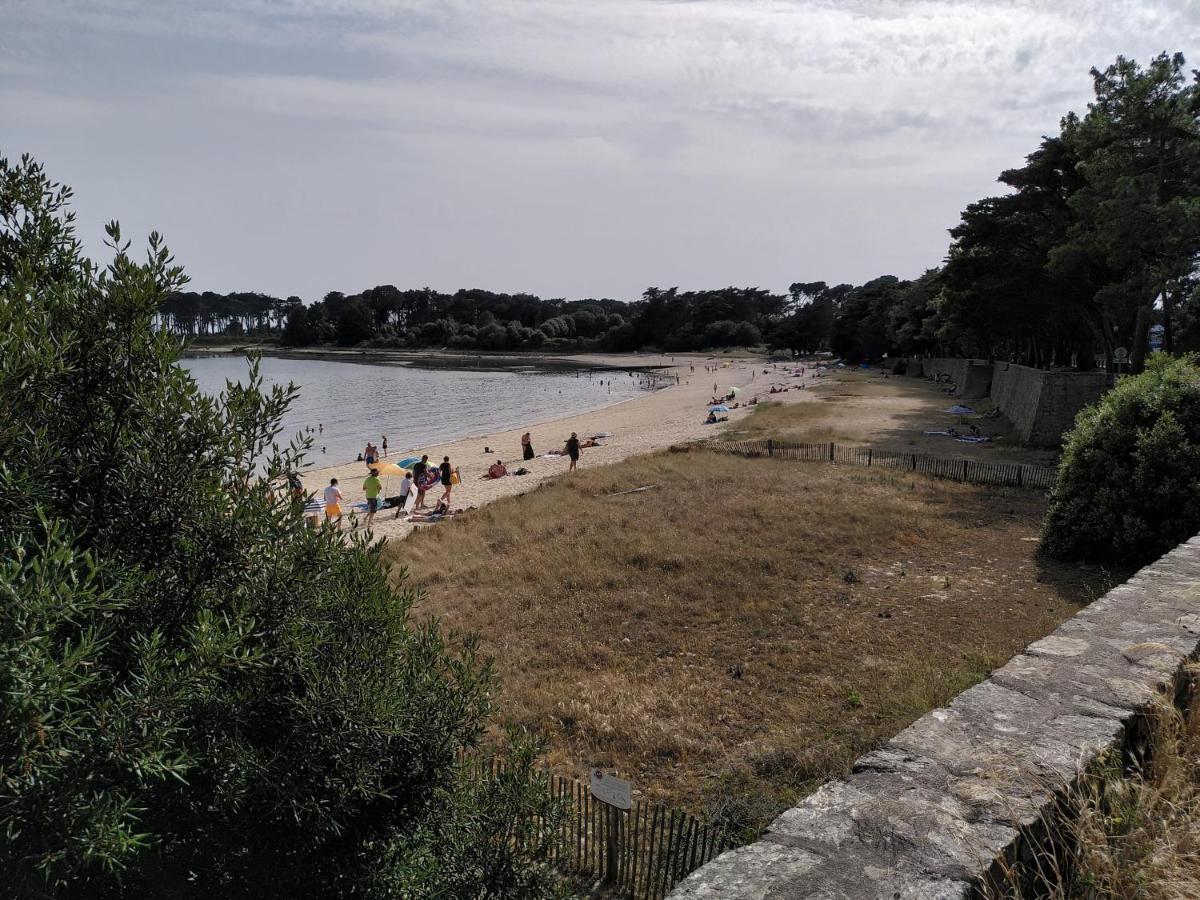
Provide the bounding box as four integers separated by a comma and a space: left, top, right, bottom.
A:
3, 0, 1196, 298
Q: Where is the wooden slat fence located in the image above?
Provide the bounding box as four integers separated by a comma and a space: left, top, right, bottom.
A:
462, 753, 734, 899
705, 438, 1058, 491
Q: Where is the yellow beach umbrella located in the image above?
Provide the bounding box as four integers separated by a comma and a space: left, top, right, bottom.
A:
371, 462, 408, 477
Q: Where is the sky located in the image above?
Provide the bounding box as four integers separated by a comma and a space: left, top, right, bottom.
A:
2, 1, 1196, 302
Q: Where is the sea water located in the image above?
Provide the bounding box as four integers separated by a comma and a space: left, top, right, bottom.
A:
180, 355, 652, 465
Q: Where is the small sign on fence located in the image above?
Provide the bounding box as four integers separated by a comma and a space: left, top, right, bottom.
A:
590, 770, 632, 810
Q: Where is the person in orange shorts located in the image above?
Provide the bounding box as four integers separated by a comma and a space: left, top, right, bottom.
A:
323, 477, 344, 528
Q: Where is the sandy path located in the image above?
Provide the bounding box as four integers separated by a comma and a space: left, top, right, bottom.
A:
301, 353, 817, 540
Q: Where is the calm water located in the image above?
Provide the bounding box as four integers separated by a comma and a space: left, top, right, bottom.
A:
181, 355, 652, 465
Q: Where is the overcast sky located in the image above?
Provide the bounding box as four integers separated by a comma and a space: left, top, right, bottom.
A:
2, 1, 1195, 301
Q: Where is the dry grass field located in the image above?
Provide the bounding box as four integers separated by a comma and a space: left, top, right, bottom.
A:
733, 372, 1059, 465
382, 448, 1111, 835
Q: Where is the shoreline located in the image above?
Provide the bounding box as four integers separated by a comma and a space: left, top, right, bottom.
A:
182, 345, 691, 373
300, 354, 818, 542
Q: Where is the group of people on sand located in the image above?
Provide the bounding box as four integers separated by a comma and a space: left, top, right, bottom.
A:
357, 436, 388, 464
487, 431, 588, 477
321, 427, 591, 530
321, 450, 458, 530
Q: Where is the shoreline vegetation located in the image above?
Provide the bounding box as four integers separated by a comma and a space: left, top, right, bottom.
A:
180, 343, 690, 373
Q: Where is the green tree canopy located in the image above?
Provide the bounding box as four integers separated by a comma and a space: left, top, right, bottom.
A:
0, 153, 558, 898
1042, 354, 1200, 566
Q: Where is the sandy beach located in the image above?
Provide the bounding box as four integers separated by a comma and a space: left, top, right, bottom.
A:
301, 352, 818, 540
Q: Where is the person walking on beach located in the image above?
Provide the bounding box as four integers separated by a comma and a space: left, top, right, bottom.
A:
521, 432, 535, 460
564, 433, 581, 472
412, 454, 431, 510
381, 435, 388, 457
323, 478, 344, 529
439, 456, 454, 505
364, 441, 378, 467
363, 467, 382, 528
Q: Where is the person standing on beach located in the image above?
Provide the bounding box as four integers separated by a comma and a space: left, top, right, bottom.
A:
397, 471, 413, 516
323, 478, 344, 528
381, 435, 388, 458
439, 456, 454, 505
412, 454, 430, 510
362, 467, 382, 528
564, 433, 581, 472
521, 432, 534, 460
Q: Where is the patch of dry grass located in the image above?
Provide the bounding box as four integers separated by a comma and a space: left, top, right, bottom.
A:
730, 373, 1058, 466
383, 448, 1106, 834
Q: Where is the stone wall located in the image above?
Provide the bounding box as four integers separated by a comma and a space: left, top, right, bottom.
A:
959, 362, 993, 400
990, 363, 1110, 446
905, 359, 1110, 446
670, 535, 1200, 900
906, 358, 992, 399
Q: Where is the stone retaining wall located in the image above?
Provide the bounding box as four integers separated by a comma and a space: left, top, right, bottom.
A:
990, 363, 1110, 447
670, 535, 1200, 899
905, 359, 1110, 446
906, 358, 992, 399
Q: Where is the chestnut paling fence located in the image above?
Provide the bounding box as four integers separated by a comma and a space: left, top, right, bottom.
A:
705, 438, 1059, 490
465, 754, 734, 899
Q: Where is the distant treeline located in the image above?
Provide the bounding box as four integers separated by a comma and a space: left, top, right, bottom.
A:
161, 53, 1199, 371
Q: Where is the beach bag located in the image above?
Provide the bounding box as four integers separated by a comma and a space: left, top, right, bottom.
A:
450, 470, 460, 485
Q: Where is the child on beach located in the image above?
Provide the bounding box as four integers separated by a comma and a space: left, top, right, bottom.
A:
397, 471, 413, 516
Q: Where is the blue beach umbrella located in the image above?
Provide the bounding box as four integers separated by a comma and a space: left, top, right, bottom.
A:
709, 404, 730, 413
396, 455, 421, 468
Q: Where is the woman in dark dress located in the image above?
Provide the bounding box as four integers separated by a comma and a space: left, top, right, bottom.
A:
439, 456, 454, 504
564, 432, 581, 472
521, 432, 534, 460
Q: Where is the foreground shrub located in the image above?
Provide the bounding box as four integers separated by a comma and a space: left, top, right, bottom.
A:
1041, 354, 1200, 567
0, 152, 560, 897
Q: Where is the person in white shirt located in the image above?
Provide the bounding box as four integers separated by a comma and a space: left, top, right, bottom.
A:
323, 478, 344, 528
397, 472, 413, 516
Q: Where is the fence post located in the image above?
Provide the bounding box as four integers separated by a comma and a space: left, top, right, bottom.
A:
962, 459, 969, 481
911, 453, 916, 471
767, 438, 774, 457
604, 805, 619, 886
829, 441, 835, 462
1017, 465, 1023, 488
867, 448, 872, 467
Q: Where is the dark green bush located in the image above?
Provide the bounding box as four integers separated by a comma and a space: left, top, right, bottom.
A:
1041, 354, 1200, 566
0, 153, 561, 898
